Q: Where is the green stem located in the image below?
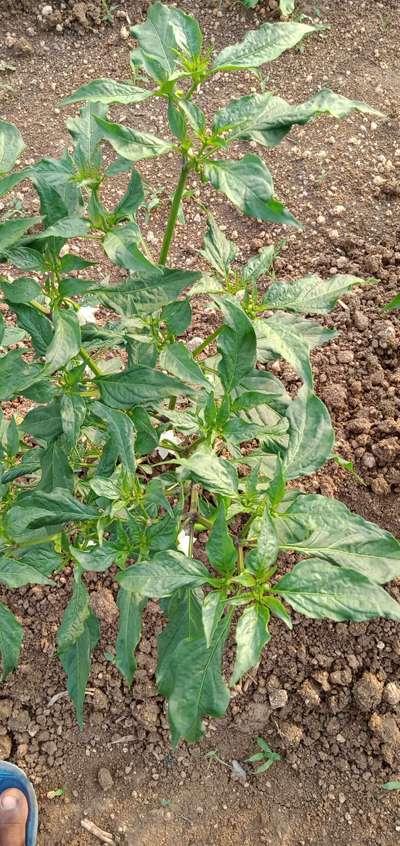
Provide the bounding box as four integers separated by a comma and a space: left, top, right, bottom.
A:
192, 326, 223, 358
80, 346, 102, 377
159, 161, 191, 266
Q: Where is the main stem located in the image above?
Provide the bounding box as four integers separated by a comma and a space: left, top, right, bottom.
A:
159, 161, 191, 266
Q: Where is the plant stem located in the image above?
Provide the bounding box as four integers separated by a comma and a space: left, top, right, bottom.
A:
80, 346, 102, 377
159, 161, 191, 266
192, 326, 223, 358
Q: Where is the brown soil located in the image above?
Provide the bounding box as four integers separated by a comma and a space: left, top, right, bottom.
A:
1, 0, 400, 844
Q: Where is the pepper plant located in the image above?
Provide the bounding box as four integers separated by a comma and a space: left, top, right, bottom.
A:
0, 3, 399, 746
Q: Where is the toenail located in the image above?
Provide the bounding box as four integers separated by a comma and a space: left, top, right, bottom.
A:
0, 795, 18, 811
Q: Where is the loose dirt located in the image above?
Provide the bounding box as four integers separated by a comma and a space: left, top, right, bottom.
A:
0, 1, 400, 844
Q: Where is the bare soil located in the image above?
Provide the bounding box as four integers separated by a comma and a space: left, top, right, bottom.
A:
1, 0, 400, 844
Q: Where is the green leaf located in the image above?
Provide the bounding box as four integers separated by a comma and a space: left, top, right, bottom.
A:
0, 119, 25, 174
61, 79, 152, 106
0, 556, 54, 588
168, 101, 187, 141
212, 22, 317, 71
36, 217, 90, 240
45, 308, 81, 374
90, 477, 120, 500
57, 575, 91, 653
6, 416, 19, 458
160, 342, 211, 390
71, 543, 118, 572
202, 591, 227, 648
4, 246, 45, 272
280, 0, 295, 13
242, 245, 274, 283
118, 550, 210, 597
206, 502, 237, 575
0, 217, 41, 255
179, 448, 239, 497
116, 589, 147, 686
60, 395, 86, 449
1, 448, 41, 483
157, 589, 202, 689
180, 101, 206, 135
204, 155, 299, 227
11, 303, 54, 356
248, 507, 278, 574
231, 604, 270, 685
0, 602, 23, 680
4, 489, 98, 539
21, 400, 63, 442
102, 224, 152, 274
102, 269, 200, 315
385, 293, 400, 312
92, 401, 136, 475
256, 313, 335, 387
274, 490, 400, 584
198, 216, 237, 277
113, 170, 144, 221
161, 298, 192, 335
285, 386, 334, 479
95, 116, 173, 162
263, 274, 368, 314
97, 366, 192, 409
59, 610, 99, 729
131, 407, 159, 456
214, 89, 381, 149
382, 782, 400, 791
158, 595, 230, 746
132, 2, 202, 82
0, 276, 42, 304
216, 297, 257, 392
38, 438, 74, 492
30, 156, 82, 220
275, 558, 400, 623
0, 350, 43, 401
67, 101, 108, 173
60, 255, 95, 275
20, 544, 62, 577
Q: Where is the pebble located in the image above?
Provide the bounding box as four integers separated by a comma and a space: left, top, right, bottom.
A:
269, 689, 288, 710
353, 673, 383, 711
98, 767, 114, 792
353, 309, 369, 330
384, 682, 400, 706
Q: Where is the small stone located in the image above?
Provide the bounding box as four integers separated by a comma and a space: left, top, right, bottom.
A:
339, 792, 346, 804
353, 310, 369, 330
384, 682, 400, 706
321, 383, 347, 410
91, 587, 118, 623
353, 673, 384, 711
0, 700, 13, 721
41, 4, 53, 15
336, 256, 348, 269
330, 668, 352, 687
269, 689, 288, 710
120, 25, 130, 40
336, 733, 346, 744
0, 734, 12, 759
92, 689, 108, 711
135, 700, 159, 728
347, 417, 371, 435
369, 713, 400, 747
337, 350, 354, 364
280, 722, 303, 745
371, 475, 390, 496
98, 767, 114, 792
298, 679, 321, 706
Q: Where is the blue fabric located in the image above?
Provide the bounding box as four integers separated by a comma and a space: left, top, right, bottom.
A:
0, 761, 38, 845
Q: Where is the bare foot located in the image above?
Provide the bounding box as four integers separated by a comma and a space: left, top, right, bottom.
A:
0, 789, 28, 846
